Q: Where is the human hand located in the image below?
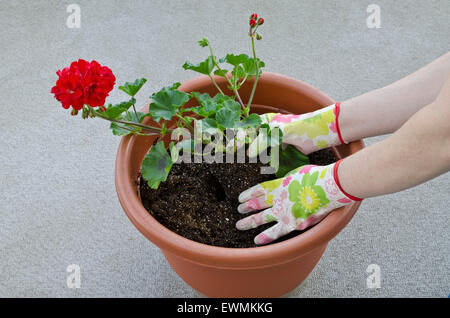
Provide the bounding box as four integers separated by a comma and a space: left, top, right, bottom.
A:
248, 103, 346, 157
236, 161, 362, 245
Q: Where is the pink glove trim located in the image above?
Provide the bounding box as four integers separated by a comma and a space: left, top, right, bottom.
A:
333, 159, 363, 201
334, 102, 346, 145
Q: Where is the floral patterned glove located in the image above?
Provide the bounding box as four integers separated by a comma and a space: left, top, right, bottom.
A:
249, 103, 346, 157
236, 160, 362, 245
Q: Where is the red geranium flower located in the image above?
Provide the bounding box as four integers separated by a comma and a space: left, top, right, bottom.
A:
51, 59, 116, 111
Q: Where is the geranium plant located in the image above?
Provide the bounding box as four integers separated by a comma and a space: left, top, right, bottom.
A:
51, 14, 309, 189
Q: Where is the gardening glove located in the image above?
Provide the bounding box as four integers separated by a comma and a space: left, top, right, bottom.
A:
248, 103, 346, 157
236, 160, 362, 245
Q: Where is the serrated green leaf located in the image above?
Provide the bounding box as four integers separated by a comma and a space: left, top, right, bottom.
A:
149, 85, 190, 121
216, 107, 240, 128
104, 98, 136, 119
200, 117, 218, 130
225, 53, 250, 66
118, 78, 147, 97
243, 58, 265, 77
235, 113, 262, 128
182, 56, 214, 75
191, 91, 211, 104
213, 69, 229, 78
189, 92, 238, 118
274, 145, 310, 178
169, 82, 181, 90
141, 141, 173, 189
231, 65, 245, 79
222, 99, 241, 112
198, 38, 209, 47
212, 93, 234, 104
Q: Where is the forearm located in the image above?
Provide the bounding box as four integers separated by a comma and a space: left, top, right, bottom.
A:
339, 51, 450, 142
338, 77, 450, 198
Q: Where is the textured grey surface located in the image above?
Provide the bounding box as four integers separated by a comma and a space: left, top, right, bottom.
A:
0, 0, 449, 297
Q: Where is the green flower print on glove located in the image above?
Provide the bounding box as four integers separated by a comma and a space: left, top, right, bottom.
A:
236, 161, 362, 245
248, 103, 346, 157
288, 171, 330, 219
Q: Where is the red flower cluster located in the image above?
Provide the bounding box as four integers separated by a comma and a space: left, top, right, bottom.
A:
249, 13, 264, 28
51, 59, 116, 111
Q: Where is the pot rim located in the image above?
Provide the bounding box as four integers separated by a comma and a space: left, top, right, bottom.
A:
115, 72, 363, 269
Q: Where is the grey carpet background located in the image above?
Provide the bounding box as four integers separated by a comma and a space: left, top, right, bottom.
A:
0, 0, 449, 297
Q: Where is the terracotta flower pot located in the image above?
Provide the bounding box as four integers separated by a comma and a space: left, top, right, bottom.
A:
115, 72, 364, 297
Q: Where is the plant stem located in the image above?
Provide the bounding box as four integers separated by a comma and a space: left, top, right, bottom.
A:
132, 103, 139, 121
239, 75, 248, 87
94, 111, 171, 134
176, 114, 194, 134
247, 36, 259, 114
208, 74, 225, 95
113, 124, 155, 136
208, 43, 245, 109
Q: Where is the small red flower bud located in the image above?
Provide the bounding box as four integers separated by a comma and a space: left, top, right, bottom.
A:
250, 13, 258, 20
258, 18, 264, 25
249, 19, 257, 27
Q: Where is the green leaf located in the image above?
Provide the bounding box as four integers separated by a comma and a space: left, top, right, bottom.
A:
189, 92, 238, 118
198, 38, 209, 47
194, 100, 220, 118
243, 58, 265, 77
222, 99, 241, 112
110, 111, 147, 136
118, 78, 147, 97
225, 53, 250, 66
174, 139, 195, 154
200, 117, 218, 130
216, 107, 240, 128
104, 98, 136, 119
149, 85, 190, 121
188, 92, 219, 118
231, 65, 245, 79
182, 56, 215, 75
235, 113, 262, 128
169, 82, 182, 90
191, 92, 211, 104
141, 141, 173, 189
275, 145, 310, 178
213, 69, 229, 78
266, 125, 283, 148
212, 93, 235, 104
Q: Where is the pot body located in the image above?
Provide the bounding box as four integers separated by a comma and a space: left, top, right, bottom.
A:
115, 73, 364, 297
162, 243, 327, 297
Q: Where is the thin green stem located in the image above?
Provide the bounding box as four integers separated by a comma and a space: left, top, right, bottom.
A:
239, 75, 248, 87
132, 103, 139, 121
208, 43, 245, 109
176, 113, 194, 134
208, 74, 225, 95
113, 124, 155, 136
247, 36, 259, 114
94, 111, 171, 134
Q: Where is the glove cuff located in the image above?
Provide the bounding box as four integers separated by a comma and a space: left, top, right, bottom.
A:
333, 159, 363, 201
334, 102, 347, 145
